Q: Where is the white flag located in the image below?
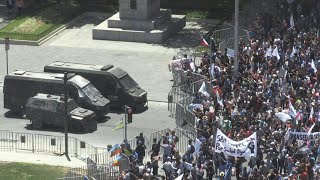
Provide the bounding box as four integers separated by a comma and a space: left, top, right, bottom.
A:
265, 47, 273, 57
311, 59, 318, 73
216, 91, 224, 108
189, 62, 196, 72
272, 46, 280, 60
210, 63, 215, 77
308, 123, 315, 134
290, 46, 297, 57
290, 14, 294, 29
288, 97, 297, 118
198, 82, 210, 97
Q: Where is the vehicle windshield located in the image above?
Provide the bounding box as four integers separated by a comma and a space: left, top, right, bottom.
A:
67, 100, 78, 110
69, 75, 90, 88
119, 75, 138, 90
79, 83, 101, 101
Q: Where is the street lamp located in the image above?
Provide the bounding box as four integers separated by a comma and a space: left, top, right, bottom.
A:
64, 72, 70, 161
234, 0, 239, 78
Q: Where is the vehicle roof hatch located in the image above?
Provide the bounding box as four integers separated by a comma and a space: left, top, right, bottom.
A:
13, 71, 26, 75
101, 65, 114, 71
53, 73, 75, 79
52, 62, 65, 66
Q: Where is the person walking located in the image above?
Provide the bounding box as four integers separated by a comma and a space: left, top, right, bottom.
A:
6, 0, 15, 15
15, 0, 24, 16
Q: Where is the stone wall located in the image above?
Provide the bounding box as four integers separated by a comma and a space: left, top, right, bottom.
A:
119, 0, 160, 20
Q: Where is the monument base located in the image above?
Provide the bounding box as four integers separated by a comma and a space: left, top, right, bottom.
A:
92, 13, 186, 43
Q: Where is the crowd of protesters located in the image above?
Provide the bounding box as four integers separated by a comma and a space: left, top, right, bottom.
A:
120, 0, 320, 179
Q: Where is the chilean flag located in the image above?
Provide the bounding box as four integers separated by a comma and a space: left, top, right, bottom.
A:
200, 36, 209, 47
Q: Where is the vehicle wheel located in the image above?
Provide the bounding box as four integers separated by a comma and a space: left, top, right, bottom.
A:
70, 122, 82, 133
32, 118, 43, 129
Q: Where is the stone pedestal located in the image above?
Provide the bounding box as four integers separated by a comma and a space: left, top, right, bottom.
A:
92, 0, 186, 43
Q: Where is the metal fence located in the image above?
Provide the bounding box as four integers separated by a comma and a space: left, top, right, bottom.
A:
147, 127, 197, 155
0, 130, 106, 158
212, 25, 250, 50
58, 163, 119, 180
168, 73, 208, 132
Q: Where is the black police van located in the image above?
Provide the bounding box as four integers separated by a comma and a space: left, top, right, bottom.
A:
44, 62, 148, 112
3, 71, 110, 117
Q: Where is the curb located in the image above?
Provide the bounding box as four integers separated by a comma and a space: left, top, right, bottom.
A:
186, 18, 222, 24
148, 100, 168, 103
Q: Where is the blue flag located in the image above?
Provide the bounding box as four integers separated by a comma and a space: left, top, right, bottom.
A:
84, 175, 89, 180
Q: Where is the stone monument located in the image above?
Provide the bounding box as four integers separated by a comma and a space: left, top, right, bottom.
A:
92, 0, 186, 43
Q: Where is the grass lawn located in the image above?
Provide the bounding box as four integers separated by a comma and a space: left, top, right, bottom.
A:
0, 162, 68, 180
0, 5, 82, 40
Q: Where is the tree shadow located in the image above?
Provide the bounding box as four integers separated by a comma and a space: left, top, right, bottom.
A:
155, 21, 216, 50
24, 123, 97, 134
66, 13, 112, 29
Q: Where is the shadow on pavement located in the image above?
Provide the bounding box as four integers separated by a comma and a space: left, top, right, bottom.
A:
4, 110, 24, 119
96, 116, 111, 123
66, 13, 111, 29
24, 123, 97, 134
158, 22, 215, 50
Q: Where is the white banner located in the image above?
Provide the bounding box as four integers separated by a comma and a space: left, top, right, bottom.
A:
288, 132, 320, 141
215, 129, 257, 157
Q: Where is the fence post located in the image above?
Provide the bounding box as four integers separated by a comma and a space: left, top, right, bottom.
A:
59, 136, 62, 155
95, 148, 98, 163
75, 138, 78, 157
32, 134, 35, 153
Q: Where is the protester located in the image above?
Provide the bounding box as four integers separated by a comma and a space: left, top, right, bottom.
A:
15, 0, 24, 16
120, 0, 320, 179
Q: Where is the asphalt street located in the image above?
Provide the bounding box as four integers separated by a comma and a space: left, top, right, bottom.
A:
0, 12, 215, 148
0, 89, 174, 147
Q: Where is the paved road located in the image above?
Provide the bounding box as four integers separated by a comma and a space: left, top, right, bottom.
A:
0, 12, 216, 148
0, 88, 174, 147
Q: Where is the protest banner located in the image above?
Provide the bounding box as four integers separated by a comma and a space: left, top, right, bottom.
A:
287, 132, 320, 141
215, 129, 257, 157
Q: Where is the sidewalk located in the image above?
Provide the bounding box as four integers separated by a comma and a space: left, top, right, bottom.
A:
0, 151, 86, 168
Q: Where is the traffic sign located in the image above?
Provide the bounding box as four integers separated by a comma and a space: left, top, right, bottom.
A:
5, 37, 9, 51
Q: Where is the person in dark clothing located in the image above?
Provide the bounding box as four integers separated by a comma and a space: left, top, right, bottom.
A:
135, 141, 146, 164
136, 133, 145, 145
235, 158, 242, 180
150, 137, 162, 155
206, 160, 214, 180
